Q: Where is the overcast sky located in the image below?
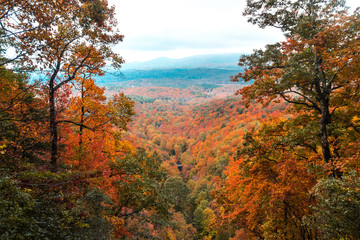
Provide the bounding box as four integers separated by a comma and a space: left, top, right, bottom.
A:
110, 0, 359, 63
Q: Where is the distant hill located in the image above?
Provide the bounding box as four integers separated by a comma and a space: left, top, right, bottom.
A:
95, 54, 245, 89
96, 67, 242, 89
121, 53, 243, 70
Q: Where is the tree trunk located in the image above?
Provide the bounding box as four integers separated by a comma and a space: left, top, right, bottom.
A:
78, 81, 85, 166
319, 98, 332, 164
49, 62, 61, 171
50, 81, 58, 170
79, 82, 84, 147
313, 40, 337, 176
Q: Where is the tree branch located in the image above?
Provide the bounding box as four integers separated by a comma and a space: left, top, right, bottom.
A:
279, 92, 321, 112
56, 120, 95, 131
53, 47, 92, 92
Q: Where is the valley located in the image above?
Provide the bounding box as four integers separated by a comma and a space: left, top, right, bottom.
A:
2, 1, 360, 239
95, 55, 289, 238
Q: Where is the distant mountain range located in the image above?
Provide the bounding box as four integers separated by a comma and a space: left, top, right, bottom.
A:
96, 68, 241, 88
96, 54, 245, 89
121, 53, 243, 70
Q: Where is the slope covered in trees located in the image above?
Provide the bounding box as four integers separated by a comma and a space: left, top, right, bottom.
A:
123, 0, 360, 238
1, 0, 360, 239
123, 93, 289, 238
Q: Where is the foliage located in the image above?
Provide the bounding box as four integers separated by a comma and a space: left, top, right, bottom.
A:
232, 0, 360, 174
0, 1, 168, 238
306, 171, 360, 239
216, 115, 321, 239
2, 0, 360, 238
0, 177, 37, 239
0, 173, 113, 240
61, 75, 135, 170
164, 177, 191, 212
0, 71, 48, 177
219, 0, 360, 238
1, 0, 125, 169
110, 149, 173, 238
124, 92, 288, 238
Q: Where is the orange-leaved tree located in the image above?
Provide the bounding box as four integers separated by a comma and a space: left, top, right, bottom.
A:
1, 0, 123, 170
232, 0, 360, 177
61, 74, 135, 170
218, 0, 360, 238
215, 115, 320, 239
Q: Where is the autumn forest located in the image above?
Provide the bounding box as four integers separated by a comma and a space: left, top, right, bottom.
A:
1, 0, 360, 239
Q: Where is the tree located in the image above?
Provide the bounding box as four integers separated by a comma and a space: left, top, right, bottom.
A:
164, 177, 190, 212
219, 0, 360, 238
232, 0, 360, 176
109, 149, 173, 238
0, 171, 115, 240
1, 0, 123, 170
305, 171, 360, 239
215, 116, 319, 239
61, 75, 134, 169
0, 67, 48, 170
0, 176, 37, 239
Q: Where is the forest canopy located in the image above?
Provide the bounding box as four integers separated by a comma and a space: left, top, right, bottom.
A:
0, 0, 174, 238
1, 0, 360, 239
221, 0, 360, 238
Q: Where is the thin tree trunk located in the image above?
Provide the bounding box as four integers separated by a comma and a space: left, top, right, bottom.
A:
49, 61, 61, 170
319, 98, 332, 164
50, 80, 58, 170
79, 82, 84, 147
78, 81, 85, 167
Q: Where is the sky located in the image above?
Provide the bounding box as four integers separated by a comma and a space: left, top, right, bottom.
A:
110, 0, 359, 63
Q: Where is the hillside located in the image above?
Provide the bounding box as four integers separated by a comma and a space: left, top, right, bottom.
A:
95, 55, 245, 106
3, 1, 360, 240
123, 94, 289, 238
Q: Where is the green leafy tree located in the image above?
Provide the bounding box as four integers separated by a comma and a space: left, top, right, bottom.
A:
0, 177, 37, 239
164, 176, 190, 212
0, 173, 113, 240
110, 149, 173, 238
306, 171, 360, 239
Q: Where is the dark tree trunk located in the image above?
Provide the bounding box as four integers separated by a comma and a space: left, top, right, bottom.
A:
49, 61, 61, 171
79, 82, 84, 147
313, 46, 340, 177
50, 80, 58, 170
78, 81, 85, 166
315, 51, 341, 177
319, 98, 332, 164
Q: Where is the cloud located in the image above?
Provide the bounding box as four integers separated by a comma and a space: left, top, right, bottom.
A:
119, 27, 283, 51
108, 0, 358, 62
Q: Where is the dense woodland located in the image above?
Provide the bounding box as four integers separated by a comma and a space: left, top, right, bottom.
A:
1, 0, 360, 239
